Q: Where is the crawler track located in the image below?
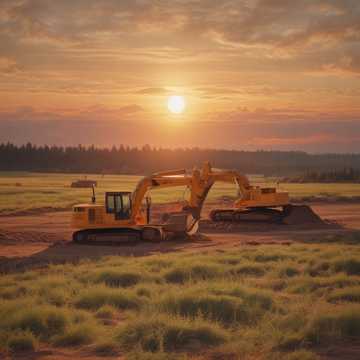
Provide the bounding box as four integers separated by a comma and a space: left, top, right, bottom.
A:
72, 226, 164, 245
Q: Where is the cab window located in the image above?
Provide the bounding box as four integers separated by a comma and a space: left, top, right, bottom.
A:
106, 192, 132, 220
122, 194, 131, 215
106, 195, 115, 213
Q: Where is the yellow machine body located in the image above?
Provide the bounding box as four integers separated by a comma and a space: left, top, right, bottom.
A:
235, 187, 289, 208
71, 204, 146, 230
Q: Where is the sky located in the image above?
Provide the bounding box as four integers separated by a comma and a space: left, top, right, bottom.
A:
0, 0, 359, 153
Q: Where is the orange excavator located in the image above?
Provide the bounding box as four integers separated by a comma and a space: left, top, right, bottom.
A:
71, 165, 212, 243
205, 167, 289, 223
201, 164, 319, 225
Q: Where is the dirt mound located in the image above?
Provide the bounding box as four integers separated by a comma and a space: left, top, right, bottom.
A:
282, 205, 324, 225
200, 204, 331, 232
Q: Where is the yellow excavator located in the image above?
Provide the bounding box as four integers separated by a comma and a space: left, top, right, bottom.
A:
71, 164, 213, 243
195, 163, 317, 225
206, 167, 290, 223
71, 162, 293, 244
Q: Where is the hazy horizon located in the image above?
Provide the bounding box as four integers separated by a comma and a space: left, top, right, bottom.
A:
2, 139, 360, 156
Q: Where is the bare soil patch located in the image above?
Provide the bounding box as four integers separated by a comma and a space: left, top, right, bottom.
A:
0, 201, 359, 273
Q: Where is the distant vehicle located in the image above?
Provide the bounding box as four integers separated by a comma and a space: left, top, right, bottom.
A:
71, 179, 97, 188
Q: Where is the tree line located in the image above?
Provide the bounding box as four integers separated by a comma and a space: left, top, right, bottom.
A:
284, 167, 360, 183
0, 142, 359, 176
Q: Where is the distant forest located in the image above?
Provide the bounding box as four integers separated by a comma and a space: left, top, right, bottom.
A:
0, 142, 360, 176
285, 168, 360, 183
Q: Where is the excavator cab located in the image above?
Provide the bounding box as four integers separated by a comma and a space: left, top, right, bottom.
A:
105, 192, 132, 220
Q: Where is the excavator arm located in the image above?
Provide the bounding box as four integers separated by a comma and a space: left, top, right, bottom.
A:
131, 162, 289, 225
197, 162, 289, 207
130, 170, 193, 222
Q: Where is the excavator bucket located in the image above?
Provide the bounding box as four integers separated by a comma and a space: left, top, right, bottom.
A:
162, 212, 199, 235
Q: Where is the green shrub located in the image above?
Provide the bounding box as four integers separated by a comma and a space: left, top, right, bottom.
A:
136, 287, 152, 298
279, 266, 300, 278
327, 287, 360, 303
276, 310, 308, 334
0, 286, 28, 300
75, 287, 140, 310
1, 305, 69, 340
230, 264, 266, 277
7, 331, 37, 352
95, 305, 117, 319
164, 264, 221, 284
53, 323, 97, 346
333, 259, 360, 275
96, 271, 142, 288
41, 288, 68, 307
254, 254, 292, 263
305, 306, 360, 344
277, 333, 304, 351
163, 324, 224, 352
145, 259, 173, 271
224, 287, 273, 310
288, 275, 360, 294
312, 232, 360, 245
93, 340, 120, 356
284, 350, 319, 360
217, 257, 241, 265
116, 317, 226, 353
160, 292, 270, 326
126, 352, 184, 360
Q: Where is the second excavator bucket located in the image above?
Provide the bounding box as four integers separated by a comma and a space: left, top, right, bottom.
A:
162, 212, 199, 235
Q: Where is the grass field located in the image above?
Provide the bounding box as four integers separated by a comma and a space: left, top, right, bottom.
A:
1, 172, 360, 216
1, 233, 360, 358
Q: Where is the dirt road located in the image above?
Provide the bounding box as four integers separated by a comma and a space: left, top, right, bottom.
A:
0, 202, 359, 273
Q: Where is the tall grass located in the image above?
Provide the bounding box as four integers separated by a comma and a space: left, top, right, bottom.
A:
164, 264, 222, 284
74, 286, 141, 310
1, 242, 360, 358
116, 315, 227, 353
305, 306, 360, 344
6, 331, 38, 353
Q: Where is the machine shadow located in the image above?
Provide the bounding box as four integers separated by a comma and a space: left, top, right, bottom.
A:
0, 234, 212, 274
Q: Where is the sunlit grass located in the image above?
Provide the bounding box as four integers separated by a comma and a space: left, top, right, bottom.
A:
1, 171, 360, 215
1, 241, 360, 358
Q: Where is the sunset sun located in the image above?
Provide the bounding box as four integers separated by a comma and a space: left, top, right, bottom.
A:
167, 95, 186, 114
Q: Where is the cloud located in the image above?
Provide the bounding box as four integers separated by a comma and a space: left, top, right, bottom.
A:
201, 0, 360, 50
0, 57, 21, 74
0, 1, 359, 153
0, 104, 144, 122
2, 1, 359, 51
1, 0, 359, 75
136, 87, 169, 95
